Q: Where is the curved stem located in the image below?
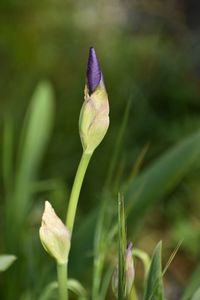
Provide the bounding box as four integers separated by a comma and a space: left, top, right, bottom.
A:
63, 151, 92, 300
66, 151, 92, 231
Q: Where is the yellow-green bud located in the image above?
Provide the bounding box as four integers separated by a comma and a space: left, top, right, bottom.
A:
79, 47, 109, 154
39, 201, 71, 264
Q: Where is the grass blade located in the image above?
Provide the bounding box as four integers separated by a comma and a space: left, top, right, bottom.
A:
181, 263, 200, 300
144, 241, 164, 300
118, 194, 127, 300
105, 99, 131, 188
133, 248, 150, 279
191, 287, 200, 300
7, 81, 54, 247
2, 116, 14, 193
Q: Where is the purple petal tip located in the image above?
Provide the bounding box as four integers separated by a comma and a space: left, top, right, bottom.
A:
127, 241, 133, 251
86, 47, 101, 94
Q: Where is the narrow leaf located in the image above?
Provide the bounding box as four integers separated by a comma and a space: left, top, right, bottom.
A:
12, 81, 54, 227
118, 194, 127, 300
191, 287, 200, 300
133, 248, 150, 279
2, 116, 14, 192
144, 242, 164, 300
126, 131, 200, 231
68, 279, 88, 300
181, 263, 200, 300
39, 279, 87, 300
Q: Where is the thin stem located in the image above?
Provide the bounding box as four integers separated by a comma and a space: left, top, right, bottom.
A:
63, 151, 92, 300
66, 151, 92, 231
57, 263, 67, 300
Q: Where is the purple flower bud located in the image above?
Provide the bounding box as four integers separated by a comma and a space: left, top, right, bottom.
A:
127, 241, 133, 252
86, 47, 102, 94
80, 47, 109, 154
125, 241, 134, 295
112, 241, 135, 298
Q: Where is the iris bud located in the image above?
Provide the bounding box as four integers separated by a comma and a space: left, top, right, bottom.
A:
39, 201, 71, 264
125, 241, 135, 295
112, 241, 135, 298
79, 47, 109, 154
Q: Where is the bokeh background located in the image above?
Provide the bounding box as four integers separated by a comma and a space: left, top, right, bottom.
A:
1, 0, 200, 299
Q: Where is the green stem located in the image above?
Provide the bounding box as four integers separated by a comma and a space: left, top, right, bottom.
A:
66, 151, 92, 231
63, 151, 91, 300
57, 263, 67, 300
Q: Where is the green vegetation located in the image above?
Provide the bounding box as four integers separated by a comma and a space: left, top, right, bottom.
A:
1, 1, 200, 299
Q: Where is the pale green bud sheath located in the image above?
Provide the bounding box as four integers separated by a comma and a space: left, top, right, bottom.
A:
112, 242, 135, 298
63, 47, 109, 300
66, 47, 109, 231
79, 47, 109, 154
39, 201, 71, 264
125, 242, 135, 296
39, 201, 70, 300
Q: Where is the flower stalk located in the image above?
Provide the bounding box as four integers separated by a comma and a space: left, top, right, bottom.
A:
39, 47, 109, 300
57, 263, 68, 300
66, 46, 109, 232
64, 47, 109, 300
65, 152, 92, 231
64, 152, 91, 300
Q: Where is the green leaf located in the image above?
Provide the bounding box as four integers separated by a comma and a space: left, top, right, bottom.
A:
10, 81, 54, 233
39, 279, 87, 300
92, 190, 114, 300
2, 116, 14, 193
118, 194, 127, 300
126, 130, 200, 231
191, 287, 200, 300
181, 263, 200, 300
133, 248, 150, 279
105, 99, 131, 188
67, 279, 88, 300
129, 286, 139, 300
72, 131, 200, 278
0, 255, 16, 272
99, 267, 113, 300
91, 101, 132, 300
144, 242, 164, 300
162, 241, 182, 276
38, 282, 57, 300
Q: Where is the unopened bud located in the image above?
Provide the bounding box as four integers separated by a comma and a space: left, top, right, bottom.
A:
39, 201, 71, 264
79, 47, 109, 154
125, 241, 135, 295
112, 241, 135, 298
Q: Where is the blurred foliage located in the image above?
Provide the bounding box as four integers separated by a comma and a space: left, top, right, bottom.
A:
1, 0, 200, 299
0, 255, 16, 272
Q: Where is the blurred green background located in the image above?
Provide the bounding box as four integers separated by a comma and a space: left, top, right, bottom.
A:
1, 1, 200, 299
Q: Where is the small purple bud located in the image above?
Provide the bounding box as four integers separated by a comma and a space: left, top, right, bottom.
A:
86, 47, 102, 94
112, 241, 135, 298
125, 241, 134, 296
127, 241, 133, 252
79, 47, 109, 154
